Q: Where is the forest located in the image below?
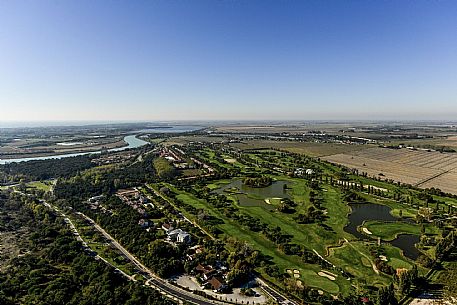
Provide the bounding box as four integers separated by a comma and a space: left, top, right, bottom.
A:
0, 191, 175, 305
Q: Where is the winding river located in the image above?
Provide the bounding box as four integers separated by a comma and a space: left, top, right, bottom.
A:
0, 135, 149, 164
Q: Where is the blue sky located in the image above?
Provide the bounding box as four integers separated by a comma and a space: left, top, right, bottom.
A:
1, 0, 457, 122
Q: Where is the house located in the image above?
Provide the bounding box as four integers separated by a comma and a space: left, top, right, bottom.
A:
294, 168, 315, 176
195, 264, 216, 280
208, 276, 228, 293
162, 223, 174, 232
396, 268, 409, 276
168, 229, 191, 244
138, 219, 152, 228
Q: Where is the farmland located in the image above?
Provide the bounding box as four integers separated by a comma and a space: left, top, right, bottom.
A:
323, 147, 457, 194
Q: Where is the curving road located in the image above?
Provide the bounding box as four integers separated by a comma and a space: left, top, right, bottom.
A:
15, 184, 297, 305
76, 212, 229, 305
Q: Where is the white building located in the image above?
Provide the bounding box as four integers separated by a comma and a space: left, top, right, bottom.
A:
167, 229, 191, 244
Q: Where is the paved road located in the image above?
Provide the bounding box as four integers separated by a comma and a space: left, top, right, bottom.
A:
144, 184, 298, 305
35, 199, 136, 281
146, 278, 225, 305
77, 212, 229, 305
144, 184, 215, 240
257, 279, 297, 305
14, 187, 297, 305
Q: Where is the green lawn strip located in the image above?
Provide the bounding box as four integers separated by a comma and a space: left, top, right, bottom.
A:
228, 177, 387, 294
166, 184, 343, 293
197, 149, 234, 170
349, 176, 398, 192
328, 242, 390, 288
27, 180, 52, 191
69, 215, 134, 276
205, 179, 233, 190
219, 219, 341, 294
363, 220, 438, 241
382, 246, 413, 270
320, 185, 353, 238
390, 208, 416, 218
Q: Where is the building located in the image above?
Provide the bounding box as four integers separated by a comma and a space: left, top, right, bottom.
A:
208, 276, 228, 293
138, 219, 152, 228
162, 223, 174, 232
167, 228, 191, 244
294, 167, 315, 176
195, 264, 216, 280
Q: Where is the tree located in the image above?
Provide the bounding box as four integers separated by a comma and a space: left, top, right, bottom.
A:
376, 284, 396, 305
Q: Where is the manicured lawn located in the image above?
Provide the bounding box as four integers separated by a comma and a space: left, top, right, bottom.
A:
390, 208, 417, 219
27, 180, 53, 191
163, 177, 412, 296
328, 241, 390, 288
363, 220, 438, 241
164, 182, 345, 294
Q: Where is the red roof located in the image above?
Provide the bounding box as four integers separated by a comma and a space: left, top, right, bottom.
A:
208, 276, 225, 290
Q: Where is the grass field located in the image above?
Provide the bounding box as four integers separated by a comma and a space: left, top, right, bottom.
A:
164, 180, 348, 294
363, 221, 438, 241
158, 176, 417, 295
27, 180, 53, 191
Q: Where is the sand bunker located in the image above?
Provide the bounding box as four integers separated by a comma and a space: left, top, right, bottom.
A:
318, 271, 336, 281
362, 227, 372, 235
379, 255, 388, 261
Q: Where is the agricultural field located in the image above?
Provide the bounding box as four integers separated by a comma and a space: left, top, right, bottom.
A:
323, 147, 457, 194
229, 140, 372, 157
166, 136, 372, 157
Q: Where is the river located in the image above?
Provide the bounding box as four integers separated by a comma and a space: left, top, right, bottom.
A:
0, 135, 149, 164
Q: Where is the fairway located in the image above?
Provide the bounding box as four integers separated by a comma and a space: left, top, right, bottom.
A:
364, 220, 438, 241
160, 176, 420, 296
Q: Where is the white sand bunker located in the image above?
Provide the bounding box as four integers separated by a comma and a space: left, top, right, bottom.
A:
379, 255, 388, 262
265, 197, 283, 205
318, 271, 337, 281
362, 227, 372, 235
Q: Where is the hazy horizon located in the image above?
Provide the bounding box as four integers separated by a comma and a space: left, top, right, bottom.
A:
1, 1, 457, 122
2, 119, 457, 130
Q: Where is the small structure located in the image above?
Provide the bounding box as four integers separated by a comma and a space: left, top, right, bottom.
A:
138, 219, 152, 228
305, 168, 314, 175
168, 228, 191, 244
195, 264, 216, 280
208, 276, 228, 293
396, 268, 409, 277
162, 223, 174, 232
294, 168, 314, 176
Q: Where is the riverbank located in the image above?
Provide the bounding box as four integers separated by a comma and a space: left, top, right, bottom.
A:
0, 135, 148, 164
0, 139, 127, 160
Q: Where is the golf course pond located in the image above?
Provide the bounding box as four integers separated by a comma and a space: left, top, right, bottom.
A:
213, 179, 290, 210
345, 203, 421, 260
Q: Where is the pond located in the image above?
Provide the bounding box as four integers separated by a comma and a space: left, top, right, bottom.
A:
344, 203, 421, 260
214, 179, 290, 209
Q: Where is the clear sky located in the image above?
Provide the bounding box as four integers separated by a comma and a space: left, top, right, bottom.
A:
1, 0, 457, 122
